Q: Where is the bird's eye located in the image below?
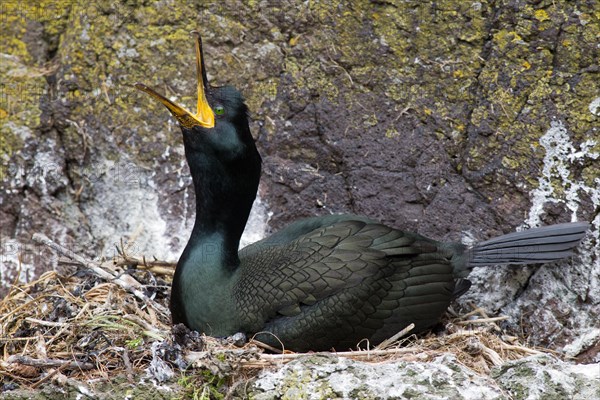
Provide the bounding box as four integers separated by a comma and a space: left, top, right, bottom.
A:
214, 105, 225, 115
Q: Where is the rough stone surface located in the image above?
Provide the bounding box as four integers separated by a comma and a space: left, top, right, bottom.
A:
248, 354, 505, 400
247, 354, 600, 400
1, 1, 598, 360
0, 376, 181, 399
492, 355, 600, 400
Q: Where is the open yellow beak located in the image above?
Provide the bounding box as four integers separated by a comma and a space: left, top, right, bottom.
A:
135, 31, 215, 129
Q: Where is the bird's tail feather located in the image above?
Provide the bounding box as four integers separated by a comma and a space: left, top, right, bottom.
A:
466, 222, 590, 267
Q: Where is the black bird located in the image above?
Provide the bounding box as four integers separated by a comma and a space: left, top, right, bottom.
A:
135, 32, 590, 352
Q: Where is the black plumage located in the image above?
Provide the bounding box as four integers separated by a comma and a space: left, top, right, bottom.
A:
135, 33, 590, 352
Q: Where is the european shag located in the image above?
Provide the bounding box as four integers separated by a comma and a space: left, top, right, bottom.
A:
135, 32, 590, 352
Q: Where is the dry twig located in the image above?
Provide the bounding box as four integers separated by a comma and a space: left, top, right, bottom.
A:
32, 233, 169, 315
7, 355, 94, 370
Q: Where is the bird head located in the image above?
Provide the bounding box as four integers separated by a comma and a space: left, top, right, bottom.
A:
135, 31, 257, 162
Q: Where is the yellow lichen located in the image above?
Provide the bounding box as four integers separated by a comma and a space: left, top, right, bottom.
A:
385, 128, 399, 138
494, 30, 524, 50
534, 9, 550, 22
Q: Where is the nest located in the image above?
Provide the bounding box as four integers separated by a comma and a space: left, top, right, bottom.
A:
0, 233, 557, 395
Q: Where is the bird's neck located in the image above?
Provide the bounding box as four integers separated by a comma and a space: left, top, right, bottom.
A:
187, 153, 260, 270
170, 151, 260, 333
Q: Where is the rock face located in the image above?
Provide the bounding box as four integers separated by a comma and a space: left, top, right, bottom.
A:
1, 1, 598, 359
248, 354, 600, 400
492, 355, 600, 400
250, 354, 505, 400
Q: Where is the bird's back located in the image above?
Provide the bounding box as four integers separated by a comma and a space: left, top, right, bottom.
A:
235, 215, 465, 351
